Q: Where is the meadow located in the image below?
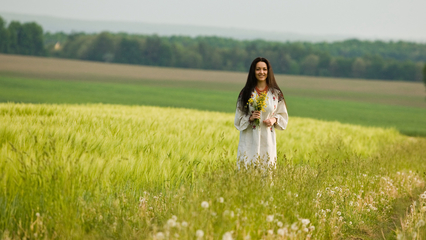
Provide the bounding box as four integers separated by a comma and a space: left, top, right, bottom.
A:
1, 54, 426, 239
1, 103, 426, 239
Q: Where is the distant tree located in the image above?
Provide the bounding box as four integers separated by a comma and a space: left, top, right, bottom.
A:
423, 63, 426, 86
115, 38, 143, 64
301, 54, 319, 75
157, 41, 173, 66
86, 32, 115, 62
274, 53, 292, 73
382, 61, 401, 80
143, 35, 162, 65
287, 42, 308, 62
7, 21, 22, 54
173, 43, 202, 68
330, 57, 352, 78
20, 22, 45, 56
352, 58, 367, 78
142, 35, 174, 66
288, 60, 300, 75
0, 17, 9, 53
59, 33, 92, 59
364, 55, 385, 79
317, 52, 331, 76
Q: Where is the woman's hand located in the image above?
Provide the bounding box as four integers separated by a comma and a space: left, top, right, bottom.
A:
249, 111, 261, 122
263, 117, 277, 127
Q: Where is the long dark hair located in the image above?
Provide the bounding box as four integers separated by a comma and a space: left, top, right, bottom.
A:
238, 57, 287, 114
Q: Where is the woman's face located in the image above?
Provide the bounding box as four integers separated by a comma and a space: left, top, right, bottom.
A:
255, 61, 268, 82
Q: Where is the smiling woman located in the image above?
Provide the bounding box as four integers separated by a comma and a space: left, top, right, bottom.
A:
234, 57, 288, 168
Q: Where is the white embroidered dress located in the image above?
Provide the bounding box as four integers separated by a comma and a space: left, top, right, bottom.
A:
234, 88, 288, 168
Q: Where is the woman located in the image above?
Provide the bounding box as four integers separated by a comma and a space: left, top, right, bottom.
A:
234, 57, 288, 169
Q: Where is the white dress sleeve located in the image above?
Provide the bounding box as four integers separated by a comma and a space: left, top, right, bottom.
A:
234, 100, 251, 131
272, 98, 288, 130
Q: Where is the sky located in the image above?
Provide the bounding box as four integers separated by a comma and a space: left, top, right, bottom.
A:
2, 0, 426, 41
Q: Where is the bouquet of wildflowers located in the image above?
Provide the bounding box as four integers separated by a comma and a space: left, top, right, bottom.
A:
248, 91, 267, 127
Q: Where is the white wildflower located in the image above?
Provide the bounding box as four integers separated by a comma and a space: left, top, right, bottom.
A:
303, 228, 309, 232
244, 234, 251, 240
309, 226, 315, 231
222, 231, 233, 240
172, 215, 177, 221
337, 211, 341, 216
201, 201, 209, 209
301, 219, 310, 225
196, 229, 204, 238
277, 221, 283, 227
277, 228, 288, 236
167, 218, 176, 227
416, 220, 425, 228
421, 206, 426, 212
181, 221, 188, 227
420, 194, 426, 199
267, 229, 274, 235
156, 232, 165, 240
266, 215, 274, 222
291, 223, 298, 231
36, 213, 40, 217
218, 197, 224, 203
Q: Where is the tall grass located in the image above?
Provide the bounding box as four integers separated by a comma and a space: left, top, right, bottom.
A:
1, 103, 425, 239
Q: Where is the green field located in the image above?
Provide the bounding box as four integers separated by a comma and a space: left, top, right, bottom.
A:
1, 75, 426, 136
1, 103, 426, 239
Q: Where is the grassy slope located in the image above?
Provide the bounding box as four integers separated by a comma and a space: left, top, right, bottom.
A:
1, 75, 426, 136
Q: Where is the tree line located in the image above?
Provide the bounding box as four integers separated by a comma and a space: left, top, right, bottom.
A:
1, 16, 426, 84
47, 32, 425, 82
0, 17, 45, 56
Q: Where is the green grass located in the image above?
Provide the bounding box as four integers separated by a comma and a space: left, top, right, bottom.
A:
1, 103, 426, 239
1, 75, 426, 136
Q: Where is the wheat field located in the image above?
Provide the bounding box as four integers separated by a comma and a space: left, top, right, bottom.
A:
1, 103, 426, 239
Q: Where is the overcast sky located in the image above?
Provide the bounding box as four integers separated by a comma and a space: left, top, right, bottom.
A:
2, 0, 426, 41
